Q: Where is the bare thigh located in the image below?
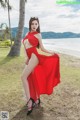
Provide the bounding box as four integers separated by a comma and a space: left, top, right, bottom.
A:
21, 53, 39, 79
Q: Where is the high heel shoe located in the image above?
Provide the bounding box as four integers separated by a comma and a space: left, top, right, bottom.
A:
35, 98, 41, 106
27, 98, 35, 115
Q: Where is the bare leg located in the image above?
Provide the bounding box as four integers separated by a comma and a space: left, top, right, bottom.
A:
21, 53, 39, 104
21, 65, 30, 101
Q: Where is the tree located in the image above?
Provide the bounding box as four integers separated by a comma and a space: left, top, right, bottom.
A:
0, 0, 11, 8
0, 23, 10, 40
7, 0, 27, 56
0, 0, 12, 45
4, 26, 10, 40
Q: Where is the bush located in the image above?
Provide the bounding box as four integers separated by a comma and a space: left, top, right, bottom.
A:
4, 40, 11, 46
0, 39, 14, 47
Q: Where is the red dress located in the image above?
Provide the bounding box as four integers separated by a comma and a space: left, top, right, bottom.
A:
22, 31, 60, 101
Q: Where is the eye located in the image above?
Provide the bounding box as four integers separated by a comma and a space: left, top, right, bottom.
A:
31, 23, 34, 25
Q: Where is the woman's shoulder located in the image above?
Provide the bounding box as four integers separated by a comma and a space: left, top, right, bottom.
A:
35, 32, 42, 40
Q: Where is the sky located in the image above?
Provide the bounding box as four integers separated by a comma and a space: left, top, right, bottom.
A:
0, 0, 80, 33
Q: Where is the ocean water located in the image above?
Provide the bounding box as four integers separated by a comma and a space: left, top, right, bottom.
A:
42, 38, 80, 58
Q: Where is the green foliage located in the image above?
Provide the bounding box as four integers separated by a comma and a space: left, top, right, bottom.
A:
0, 39, 14, 47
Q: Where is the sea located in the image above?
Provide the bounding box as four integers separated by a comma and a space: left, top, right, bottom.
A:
42, 38, 80, 58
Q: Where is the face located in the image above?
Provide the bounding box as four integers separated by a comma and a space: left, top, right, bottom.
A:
31, 20, 39, 32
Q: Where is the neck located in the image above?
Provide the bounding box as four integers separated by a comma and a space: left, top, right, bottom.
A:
31, 30, 36, 32
30, 31, 38, 34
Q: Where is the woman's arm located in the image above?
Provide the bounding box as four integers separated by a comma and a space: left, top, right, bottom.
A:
35, 33, 55, 55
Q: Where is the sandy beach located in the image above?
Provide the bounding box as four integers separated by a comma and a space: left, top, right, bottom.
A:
0, 47, 80, 120
43, 38, 80, 58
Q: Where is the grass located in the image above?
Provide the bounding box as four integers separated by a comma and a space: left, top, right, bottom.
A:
0, 46, 80, 120
0, 47, 26, 119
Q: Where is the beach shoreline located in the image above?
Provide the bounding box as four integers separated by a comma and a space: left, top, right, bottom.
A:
52, 48, 80, 59
43, 38, 80, 59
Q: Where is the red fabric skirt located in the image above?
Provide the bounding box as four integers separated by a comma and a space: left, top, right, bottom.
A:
26, 47, 60, 101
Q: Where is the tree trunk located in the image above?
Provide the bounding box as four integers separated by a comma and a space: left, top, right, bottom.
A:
7, 0, 25, 56
7, 0, 12, 47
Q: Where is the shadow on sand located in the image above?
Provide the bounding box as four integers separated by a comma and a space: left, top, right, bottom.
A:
11, 104, 44, 120
0, 56, 19, 65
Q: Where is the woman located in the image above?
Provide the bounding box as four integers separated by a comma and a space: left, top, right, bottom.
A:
21, 17, 60, 115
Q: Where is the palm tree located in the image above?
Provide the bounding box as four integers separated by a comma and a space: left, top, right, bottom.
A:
0, 23, 10, 40
0, 0, 11, 8
7, 0, 27, 56
4, 26, 10, 40
7, 0, 12, 46
0, 0, 12, 45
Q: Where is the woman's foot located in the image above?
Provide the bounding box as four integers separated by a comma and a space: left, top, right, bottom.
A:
27, 98, 35, 115
35, 98, 41, 106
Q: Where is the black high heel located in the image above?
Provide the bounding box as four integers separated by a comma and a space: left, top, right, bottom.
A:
27, 98, 35, 115
35, 98, 41, 106
38, 98, 40, 105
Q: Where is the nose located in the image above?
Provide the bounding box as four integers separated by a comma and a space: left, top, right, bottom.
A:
33, 25, 36, 27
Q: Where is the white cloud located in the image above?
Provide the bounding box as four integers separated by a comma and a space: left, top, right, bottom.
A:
0, 0, 80, 33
